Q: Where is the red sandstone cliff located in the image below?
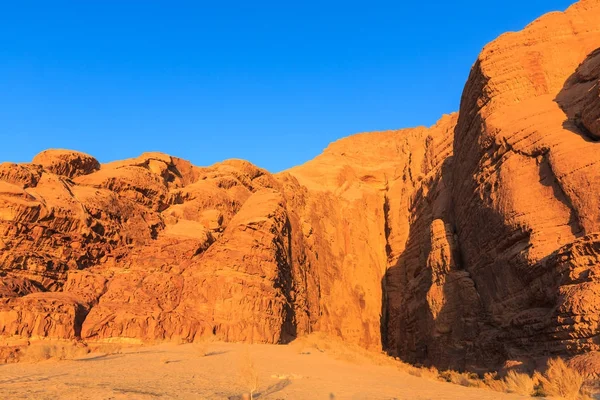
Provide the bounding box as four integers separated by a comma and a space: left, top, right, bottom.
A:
1, 0, 600, 373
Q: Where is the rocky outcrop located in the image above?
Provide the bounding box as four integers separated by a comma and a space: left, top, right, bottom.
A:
32, 150, 100, 178
442, 0, 600, 372
1, 0, 600, 374
0, 153, 314, 344
287, 113, 458, 350
557, 47, 600, 140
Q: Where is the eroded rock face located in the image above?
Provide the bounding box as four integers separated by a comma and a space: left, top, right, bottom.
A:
32, 150, 100, 178
442, 0, 600, 371
1, 0, 600, 373
0, 153, 314, 344
558, 47, 600, 140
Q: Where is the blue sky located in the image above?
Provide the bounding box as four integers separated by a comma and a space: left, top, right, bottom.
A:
0, 1, 574, 172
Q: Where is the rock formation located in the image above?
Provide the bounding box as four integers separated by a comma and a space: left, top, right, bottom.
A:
1, 0, 600, 373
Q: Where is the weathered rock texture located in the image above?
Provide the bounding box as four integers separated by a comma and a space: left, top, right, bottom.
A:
442, 0, 600, 371
1, 0, 600, 372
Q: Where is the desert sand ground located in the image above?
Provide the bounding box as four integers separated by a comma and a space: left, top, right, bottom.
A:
0, 340, 528, 400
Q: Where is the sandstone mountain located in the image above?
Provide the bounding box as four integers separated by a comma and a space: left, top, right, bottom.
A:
1, 0, 600, 374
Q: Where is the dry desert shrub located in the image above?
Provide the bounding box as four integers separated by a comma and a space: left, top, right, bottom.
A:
407, 366, 439, 381
503, 370, 535, 396
195, 342, 208, 357
89, 342, 123, 355
438, 368, 535, 395
479, 370, 535, 395
21, 341, 89, 362
239, 346, 260, 400
535, 358, 591, 400
478, 357, 591, 399
482, 372, 509, 392
439, 370, 479, 387
193, 335, 218, 357
169, 335, 189, 345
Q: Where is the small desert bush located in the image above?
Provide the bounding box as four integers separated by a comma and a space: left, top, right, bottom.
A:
535, 358, 590, 400
482, 372, 509, 392
480, 370, 535, 395
407, 365, 439, 381
195, 342, 208, 357
239, 346, 260, 400
21, 341, 89, 362
193, 335, 218, 357
503, 370, 535, 396
439, 370, 480, 387
89, 342, 123, 355
478, 357, 591, 399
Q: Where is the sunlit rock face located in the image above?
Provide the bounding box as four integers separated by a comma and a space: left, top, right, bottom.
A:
1, 0, 600, 374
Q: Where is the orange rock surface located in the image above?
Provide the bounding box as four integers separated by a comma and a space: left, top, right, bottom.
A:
1, 0, 600, 372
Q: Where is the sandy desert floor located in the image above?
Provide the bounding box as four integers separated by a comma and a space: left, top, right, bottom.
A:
0, 340, 530, 400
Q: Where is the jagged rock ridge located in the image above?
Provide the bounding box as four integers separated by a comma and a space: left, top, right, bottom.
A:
1, 0, 600, 373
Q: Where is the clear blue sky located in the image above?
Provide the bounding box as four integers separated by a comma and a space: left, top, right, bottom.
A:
0, 1, 574, 172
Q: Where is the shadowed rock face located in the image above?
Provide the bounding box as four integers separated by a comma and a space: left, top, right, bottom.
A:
1, 0, 600, 373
